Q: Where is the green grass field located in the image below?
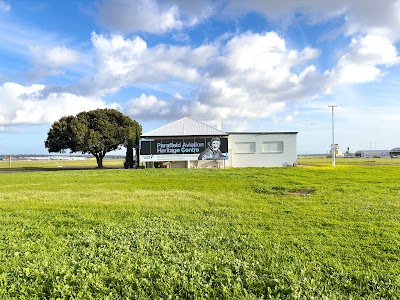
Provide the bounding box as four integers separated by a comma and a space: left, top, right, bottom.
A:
0, 158, 124, 170
0, 162, 399, 299
297, 156, 400, 167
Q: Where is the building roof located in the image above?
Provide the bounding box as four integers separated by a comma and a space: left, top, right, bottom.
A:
355, 150, 389, 152
142, 117, 228, 137
228, 132, 298, 135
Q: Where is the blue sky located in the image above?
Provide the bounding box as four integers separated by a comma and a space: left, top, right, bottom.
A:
1, 0, 400, 155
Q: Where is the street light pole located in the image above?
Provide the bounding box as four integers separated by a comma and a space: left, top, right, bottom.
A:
328, 105, 337, 167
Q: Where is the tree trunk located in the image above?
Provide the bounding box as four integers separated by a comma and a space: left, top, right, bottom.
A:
135, 147, 140, 168
94, 154, 104, 168
126, 136, 134, 169
135, 130, 140, 169
129, 148, 134, 168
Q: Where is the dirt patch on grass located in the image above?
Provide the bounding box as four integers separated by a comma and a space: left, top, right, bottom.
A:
288, 189, 316, 195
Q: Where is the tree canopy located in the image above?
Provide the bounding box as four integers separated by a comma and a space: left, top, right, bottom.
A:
45, 109, 142, 168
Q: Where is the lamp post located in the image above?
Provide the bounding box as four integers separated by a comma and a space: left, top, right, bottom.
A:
328, 105, 337, 167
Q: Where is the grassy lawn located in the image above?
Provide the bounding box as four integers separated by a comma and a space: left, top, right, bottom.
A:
0, 158, 124, 170
297, 156, 400, 166
0, 165, 399, 299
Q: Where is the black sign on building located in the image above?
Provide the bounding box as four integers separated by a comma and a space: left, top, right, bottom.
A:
140, 137, 228, 160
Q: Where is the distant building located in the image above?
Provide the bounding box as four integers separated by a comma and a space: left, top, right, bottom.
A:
389, 147, 400, 158
329, 145, 344, 158
354, 150, 390, 158
140, 117, 298, 168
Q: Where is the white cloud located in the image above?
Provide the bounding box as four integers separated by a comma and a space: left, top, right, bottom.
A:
193, 31, 322, 119
124, 94, 172, 119
29, 45, 80, 68
98, 0, 183, 34
330, 35, 400, 84
0, 0, 10, 12
96, 0, 400, 41
117, 31, 323, 122
27, 45, 81, 80
163, 0, 216, 26
79, 30, 400, 124
97, 0, 215, 34
81, 31, 319, 121
343, 0, 400, 40
77, 32, 217, 96
346, 35, 399, 66
123, 92, 210, 121
92, 33, 147, 78
0, 82, 105, 126
126, 31, 398, 123
73, 28, 399, 126
173, 32, 190, 43
7, 6, 395, 128
224, 0, 400, 39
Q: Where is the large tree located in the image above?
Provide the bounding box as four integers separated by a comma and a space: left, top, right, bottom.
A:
45, 108, 142, 168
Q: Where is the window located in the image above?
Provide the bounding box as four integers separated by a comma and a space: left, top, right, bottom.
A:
235, 142, 256, 153
262, 141, 283, 153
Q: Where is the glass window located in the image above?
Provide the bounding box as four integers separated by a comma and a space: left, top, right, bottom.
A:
235, 142, 256, 153
262, 142, 284, 153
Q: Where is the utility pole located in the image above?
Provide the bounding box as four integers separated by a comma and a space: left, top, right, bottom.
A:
328, 105, 337, 167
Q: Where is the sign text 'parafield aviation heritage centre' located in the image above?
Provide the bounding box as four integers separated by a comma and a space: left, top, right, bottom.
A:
140, 137, 228, 161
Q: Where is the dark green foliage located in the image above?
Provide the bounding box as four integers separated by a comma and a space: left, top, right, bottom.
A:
45, 109, 141, 168
124, 128, 134, 169
134, 124, 141, 168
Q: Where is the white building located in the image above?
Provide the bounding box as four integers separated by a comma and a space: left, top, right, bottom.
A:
227, 132, 297, 167
355, 150, 390, 158
140, 117, 297, 168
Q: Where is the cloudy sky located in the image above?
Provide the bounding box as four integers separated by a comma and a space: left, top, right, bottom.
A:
1, 0, 400, 155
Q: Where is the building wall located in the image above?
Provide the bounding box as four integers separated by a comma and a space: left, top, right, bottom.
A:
141, 133, 297, 168
390, 147, 400, 158
355, 150, 390, 158
225, 133, 297, 167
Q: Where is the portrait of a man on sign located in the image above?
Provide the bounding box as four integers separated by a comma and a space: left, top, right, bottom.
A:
198, 137, 226, 160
